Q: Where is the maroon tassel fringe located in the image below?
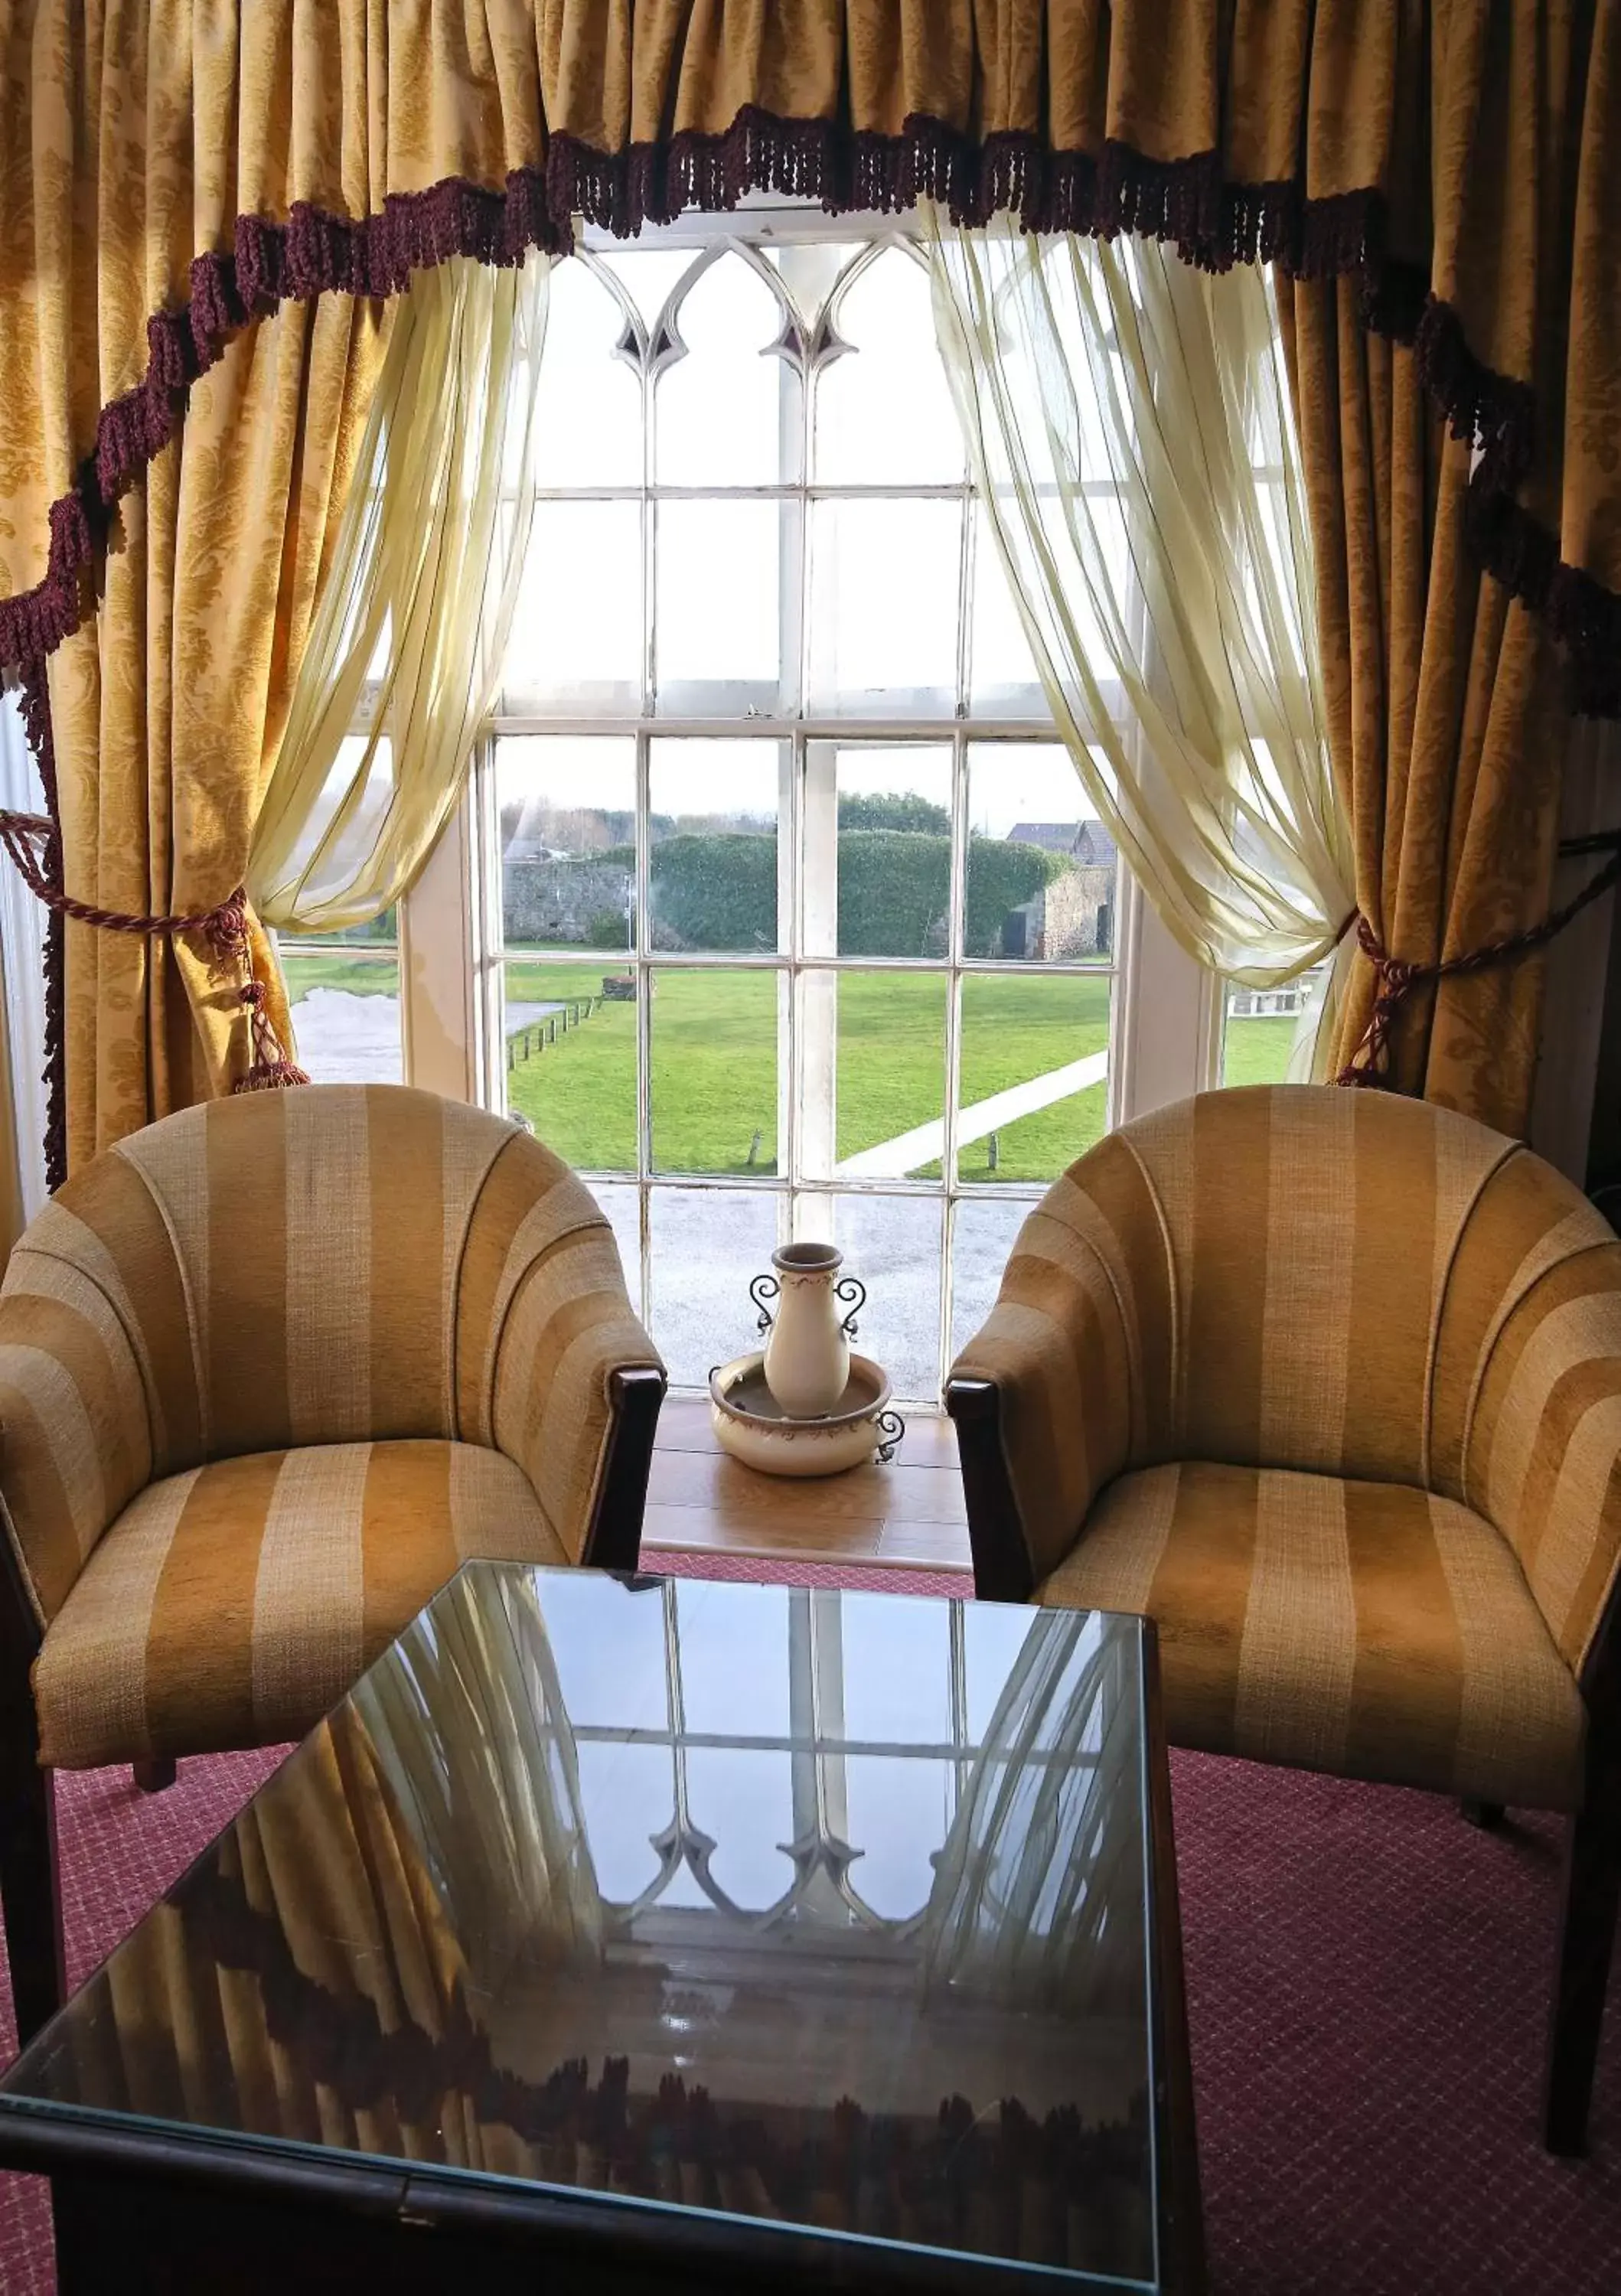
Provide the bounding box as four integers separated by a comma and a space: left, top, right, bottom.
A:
0, 110, 1606, 716
0, 113, 1611, 715
233, 976, 311, 1094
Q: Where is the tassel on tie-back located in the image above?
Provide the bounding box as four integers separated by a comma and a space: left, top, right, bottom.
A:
0, 808, 308, 1095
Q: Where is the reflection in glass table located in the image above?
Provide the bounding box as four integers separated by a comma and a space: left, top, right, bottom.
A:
0, 1564, 1202, 2294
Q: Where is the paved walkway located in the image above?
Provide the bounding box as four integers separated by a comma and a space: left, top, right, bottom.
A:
836, 1049, 1110, 1179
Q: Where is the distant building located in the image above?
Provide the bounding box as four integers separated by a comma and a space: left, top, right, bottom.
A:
1006, 819, 1119, 869
1001, 822, 1117, 960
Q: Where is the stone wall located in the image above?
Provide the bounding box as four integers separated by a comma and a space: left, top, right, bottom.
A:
504, 858, 632, 945
1023, 862, 1114, 959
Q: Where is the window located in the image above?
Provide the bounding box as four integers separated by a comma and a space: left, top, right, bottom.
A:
1219, 956, 1332, 1088
328, 214, 1221, 1401
488, 230, 1147, 1403
276, 912, 403, 1086
538, 1573, 1072, 1928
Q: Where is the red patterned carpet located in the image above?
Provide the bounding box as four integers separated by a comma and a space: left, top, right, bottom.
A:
1, 1549, 1617, 2292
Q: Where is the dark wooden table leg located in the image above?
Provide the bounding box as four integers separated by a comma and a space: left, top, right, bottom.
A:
132, 1757, 177, 1795
0, 1724, 62, 2047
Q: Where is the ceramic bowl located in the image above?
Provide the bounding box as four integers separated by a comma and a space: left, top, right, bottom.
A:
709, 1351, 904, 1479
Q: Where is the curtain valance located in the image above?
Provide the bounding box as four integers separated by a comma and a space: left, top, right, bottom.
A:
1, 2, 1616, 713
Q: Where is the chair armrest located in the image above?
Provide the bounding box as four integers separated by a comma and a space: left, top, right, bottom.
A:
0, 1247, 155, 1625
947, 1199, 1138, 1596
1469, 1250, 1621, 1691
491, 1227, 666, 1567
944, 1376, 1036, 1601
586, 1365, 668, 1572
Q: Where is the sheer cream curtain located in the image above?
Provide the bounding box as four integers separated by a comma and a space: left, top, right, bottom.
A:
922, 1612, 1143, 2014
351, 1569, 604, 1984
247, 253, 550, 935
926, 211, 1354, 1059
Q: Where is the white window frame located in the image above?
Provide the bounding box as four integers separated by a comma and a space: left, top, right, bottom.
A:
395, 206, 1218, 1400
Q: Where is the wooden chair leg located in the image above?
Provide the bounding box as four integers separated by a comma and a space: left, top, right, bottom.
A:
132, 1757, 177, 1795
1544, 1799, 1621, 2156
0, 1725, 63, 2049
1461, 1799, 1505, 1830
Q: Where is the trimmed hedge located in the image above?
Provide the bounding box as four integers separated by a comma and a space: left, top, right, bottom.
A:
650, 833, 778, 951
641, 830, 1069, 957
962, 837, 1072, 956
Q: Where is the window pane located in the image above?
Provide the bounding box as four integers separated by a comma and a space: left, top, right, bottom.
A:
793, 1190, 943, 1404
676, 1582, 792, 1737
807, 498, 961, 713
656, 253, 797, 487
1221, 962, 1328, 1085
648, 1183, 781, 1385
530, 256, 642, 489
279, 924, 402, 1084
839, 1596, 952, 1743
655, 499, 785, 707
537, 1574, 670, 1731
596, 247, 697, 334
949, 1195, 1036, 1362
685, 1749, 797, 1911
1221, 998, 1296, 1085
504, 956, 638, 1171
650, 739, 782, 954
957, 973, 1111, 1184
499, 737, 638, 1167
651, 968, 780, 1176
961, 1606, 1049, 1742
815, 246, 963, 485
801, 744, 953, 960
499, 734, 636, 952
972, 489, 1129, 718
504, 499, 642, 709
576, 1741, 675, 1904
968, 501, 1049, 718
965, 743, 1117, 962
843, 1756, 954, 1918
797, 970, 947, 1183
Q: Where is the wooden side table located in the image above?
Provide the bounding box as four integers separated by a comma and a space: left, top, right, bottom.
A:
640, 1398, 973, 1574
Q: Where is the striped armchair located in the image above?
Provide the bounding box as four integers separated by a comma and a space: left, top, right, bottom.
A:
0, 1084, 665, 2042
947, 1084, 1621, 2155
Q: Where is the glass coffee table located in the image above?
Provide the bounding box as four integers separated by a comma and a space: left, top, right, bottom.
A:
0, 1564, 1203, 2292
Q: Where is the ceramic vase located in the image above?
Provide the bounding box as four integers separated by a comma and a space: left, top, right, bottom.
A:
754, 1243, 865, 1419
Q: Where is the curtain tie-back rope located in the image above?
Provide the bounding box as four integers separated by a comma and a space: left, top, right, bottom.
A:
0, 807, 308, 1094
1336, 845, 1621, 1088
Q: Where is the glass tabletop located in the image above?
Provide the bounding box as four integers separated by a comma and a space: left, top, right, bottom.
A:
2, 1564, 1161, 2289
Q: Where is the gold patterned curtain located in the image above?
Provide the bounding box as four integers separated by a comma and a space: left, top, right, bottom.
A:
1280, 278, 1566, 1136
40, 302, 389, 1169
0, 3, 1616, 1173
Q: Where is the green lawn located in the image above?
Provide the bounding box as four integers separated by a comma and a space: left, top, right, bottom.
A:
285, 938, 1301, 1178
956, 974, 1110, 1182
503, 954, 1116, 1182
1221, 1014, 1296, 1087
